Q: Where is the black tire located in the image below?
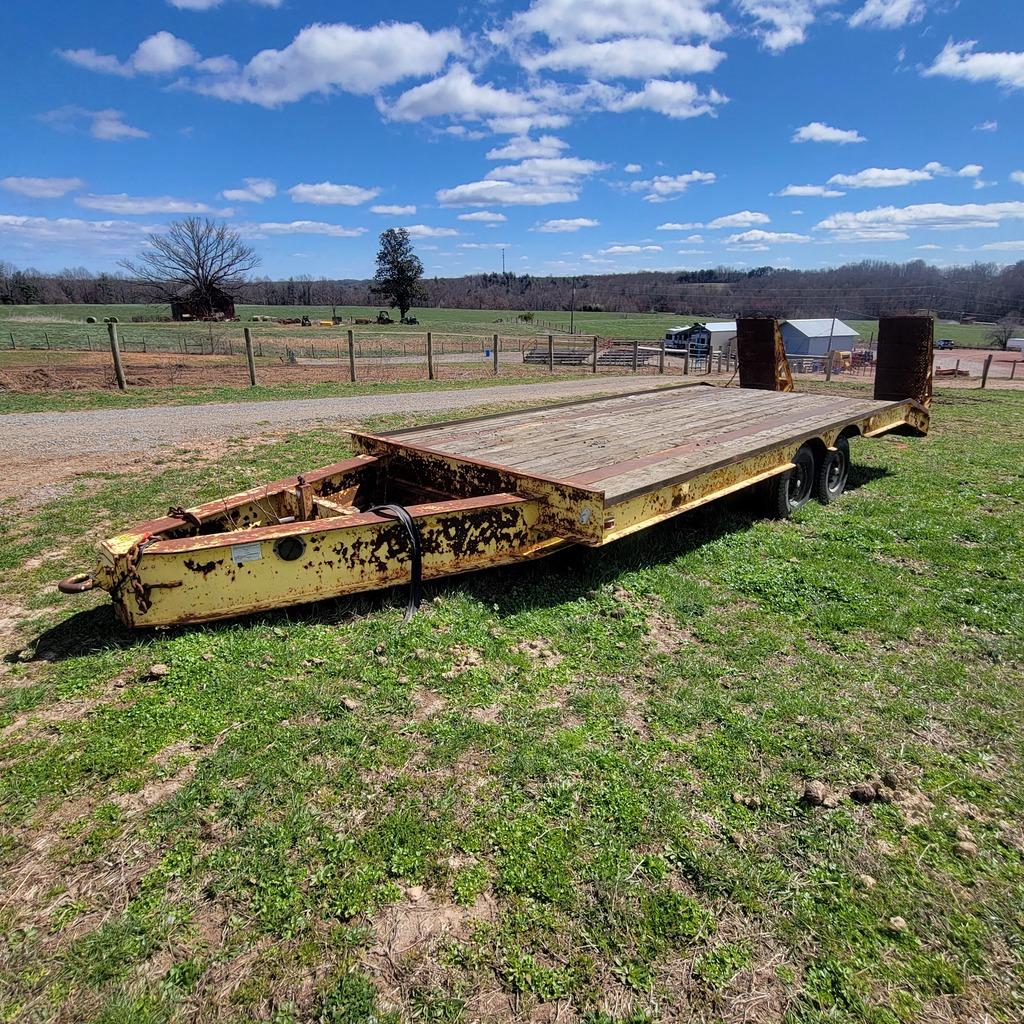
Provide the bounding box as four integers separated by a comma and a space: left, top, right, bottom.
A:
769, 445, 816, 518
816, 436, 850, 504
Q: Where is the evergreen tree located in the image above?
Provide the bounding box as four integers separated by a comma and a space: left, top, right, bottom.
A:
371, 229, 426, 319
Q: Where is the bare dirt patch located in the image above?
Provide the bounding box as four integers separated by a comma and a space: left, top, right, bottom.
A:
0, 350, 555, 395
365, 890, 498, 1013
512, 638, 563, 669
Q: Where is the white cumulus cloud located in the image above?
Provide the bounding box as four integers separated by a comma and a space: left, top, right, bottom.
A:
726, 229, 811, 247
735, 0, 832, 53
849, 0, 928, 30
534, 218, 600, 232
75, 193, 227, 215
169, 0, 282, 8
523, 38, 726, 78
631, 170, 716, 203
827, 162, 987, 189
249, 221, 367, 237
777, 184, 846, 197
706, 210, 771, 228
793, 121, 867, 144
0, 176, 85, 199
485, 135, 567, 160
600, 244, 663, 254
288, 181, 380, 205
382, 65, 537, 123
437, 181, 578, 206
829, 167, 934, 188
60, 31, 207, 77
221, 177, 276, 202
371, 204, 417, 215
403, 224, 459, 237
39, 106, 150, 142
457, 211, 508, 222
816, 201, 1024, 239
609, 79, 727, 119
192, 21, 461, 106
924, 40, 1024, 90
499, 0, 730, 46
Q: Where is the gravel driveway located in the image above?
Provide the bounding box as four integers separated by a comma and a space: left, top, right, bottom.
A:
3, 376, 675, 459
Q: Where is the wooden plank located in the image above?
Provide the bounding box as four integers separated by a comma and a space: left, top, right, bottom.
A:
463, 391, 842, 475
601, 402, 910, 503
391, 386, 898, 500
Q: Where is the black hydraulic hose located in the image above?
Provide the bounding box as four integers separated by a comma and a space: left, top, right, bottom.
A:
367, 503, 423, 621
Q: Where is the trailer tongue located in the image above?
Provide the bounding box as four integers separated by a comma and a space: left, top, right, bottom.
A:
58, 317, 932, 629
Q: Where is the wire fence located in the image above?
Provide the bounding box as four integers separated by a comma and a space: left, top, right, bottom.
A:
4, 320, 1020, 394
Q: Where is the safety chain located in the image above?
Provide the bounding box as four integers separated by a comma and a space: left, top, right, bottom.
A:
168, 506, 202, 529
122, 539, 154, 614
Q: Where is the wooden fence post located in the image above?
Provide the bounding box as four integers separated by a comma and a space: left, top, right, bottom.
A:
632, 340, 639, 373
592, 335, 599, 374
493, 334, 499, 375
981, 353, 993, 389
547, 334, 554, 373
243, 327, 258, 387
659, 338, 666, 375
825, 350, 834, 383
107, 321, 127, 391
9, 332, 14, 350
683, 348, 689, 375
348, 330, 356, 382
427, 332, 434, 380
1011, 360, 1017, 380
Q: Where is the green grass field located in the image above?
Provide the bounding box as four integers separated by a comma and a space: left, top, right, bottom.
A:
0, 304, 1003, 349
1, 389, 1021, 1022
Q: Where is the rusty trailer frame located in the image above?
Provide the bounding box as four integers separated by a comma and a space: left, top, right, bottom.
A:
59, 380, 929, 628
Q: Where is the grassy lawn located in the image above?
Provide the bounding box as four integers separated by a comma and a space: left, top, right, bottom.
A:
0, 371, 598, 416
0, 391, 1022, 1023
1, 305, 1003, 349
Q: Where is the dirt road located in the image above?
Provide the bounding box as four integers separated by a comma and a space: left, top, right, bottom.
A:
2, 376, 676, 505
2, 376, 676, 458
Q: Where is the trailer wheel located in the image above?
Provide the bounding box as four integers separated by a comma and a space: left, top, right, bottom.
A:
769, 445, 816, 517
817, 437, 850, 504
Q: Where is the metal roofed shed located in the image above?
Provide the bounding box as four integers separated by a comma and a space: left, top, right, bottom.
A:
781, 318, 860, 357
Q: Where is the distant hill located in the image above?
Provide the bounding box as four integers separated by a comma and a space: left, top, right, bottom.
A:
3, 259, 1022, 322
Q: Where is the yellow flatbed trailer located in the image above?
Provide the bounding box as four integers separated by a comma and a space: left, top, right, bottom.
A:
59, 381, 929, 628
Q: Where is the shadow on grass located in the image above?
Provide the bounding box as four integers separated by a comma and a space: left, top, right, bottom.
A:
20, 464, 889, 661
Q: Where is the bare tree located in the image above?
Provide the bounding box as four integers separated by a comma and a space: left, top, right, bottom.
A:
120, 217, 260, 316
988, 318, 1019, 351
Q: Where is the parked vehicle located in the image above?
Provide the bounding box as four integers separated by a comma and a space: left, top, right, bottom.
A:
936, 339, 955, 350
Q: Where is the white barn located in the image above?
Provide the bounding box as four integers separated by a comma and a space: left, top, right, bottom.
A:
781, 318, 860, 356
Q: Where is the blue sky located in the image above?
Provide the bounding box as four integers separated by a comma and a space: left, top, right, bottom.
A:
2, 0, 1023, 279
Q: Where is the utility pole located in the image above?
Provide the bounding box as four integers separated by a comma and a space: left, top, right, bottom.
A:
825, 305, 838, 382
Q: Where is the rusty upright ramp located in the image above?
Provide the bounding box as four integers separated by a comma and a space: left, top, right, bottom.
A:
736, 317, 794, 392
874, 315, 934, 407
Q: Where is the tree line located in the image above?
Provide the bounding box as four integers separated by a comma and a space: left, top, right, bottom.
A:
4, 255, 1022, 323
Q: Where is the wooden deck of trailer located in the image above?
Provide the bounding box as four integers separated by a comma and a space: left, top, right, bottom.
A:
364, 383, 921, 507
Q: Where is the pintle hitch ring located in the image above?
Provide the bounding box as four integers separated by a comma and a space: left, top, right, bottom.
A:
58, 572, 96, 595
